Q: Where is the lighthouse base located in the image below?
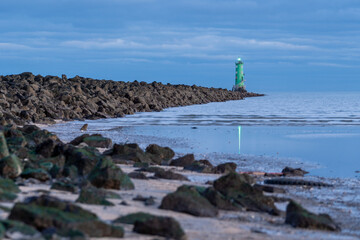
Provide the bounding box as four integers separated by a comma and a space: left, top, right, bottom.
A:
232, 85, 247, 92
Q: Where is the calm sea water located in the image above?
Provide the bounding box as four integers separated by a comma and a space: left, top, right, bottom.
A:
46, 92, 360, 178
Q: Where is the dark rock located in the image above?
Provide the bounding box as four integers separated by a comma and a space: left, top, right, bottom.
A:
35, 139, 57, 158
0, 190, 17, 202
145, 144, 175, 164
69, 134, 90, 146
108, 143, 152, 164
8, 195, 124, 238
282, 167, 309, 177
87, 157, 134, 190
133, 215, 186, 240
51, 181, 78, 193
135, 166, 165, 174
133, 162, 149, 168
254, 184, 286, 194
264, 178, 333, 187
213, 173, 279, 215
0, 73, 261, 125
0, 154, 23, 179
114, 212, 154, 224
160, 185, 218, 217
41, 228, 86, 240
198, 159, 213, 167
213, 162, 237, 174
133, 195, 156, 206
0, 178, 20, 193
170, 154, 195, 167
60, 145, 101, 176
21, 168, 51, 182
128, 171, 148, 180
285, 200, 340, 231
80, 124, 88, 131
70, 134, 112, 148
0, 131, 9, 159
184, 161, 214, 173
0, 219, 44, 240
76, 186, 114, 206
154, 170, 189, 181
200, 187, 239, 211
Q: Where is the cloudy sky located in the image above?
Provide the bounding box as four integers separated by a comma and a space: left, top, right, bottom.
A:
0, 0, 359, 92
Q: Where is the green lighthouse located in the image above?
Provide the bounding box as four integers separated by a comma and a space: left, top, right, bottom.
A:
233, 57, 246, 91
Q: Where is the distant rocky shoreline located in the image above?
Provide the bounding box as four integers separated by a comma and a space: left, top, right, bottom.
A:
0, 72, 263, 125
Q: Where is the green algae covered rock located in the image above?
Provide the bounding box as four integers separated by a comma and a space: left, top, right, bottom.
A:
0, 131, 9, 159
88, 158, 134, 190
62, 145, 102, 176
133, 215, 186, 240
76, 186, 114, 206
184, 161, 214, 173
114, 212, 186, 240
8, 195, 124, 238
0, 178, 20, 202
0, 178, 20, 193
0, 154, 23, 179
160, 185, 218, 217
70, 134, 112, 148
200, 187, 240, 211
285, 200, 341, 231
213, 172, 279, 215
145, 144, 175, 164
51, 181, 78, 193
0, 219, 44, 239
107, 143, 152, 164
21, 168, 51, 182
114, 212, 155, 224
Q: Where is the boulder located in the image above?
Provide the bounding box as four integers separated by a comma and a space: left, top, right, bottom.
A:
51, 181, 78, 193
282, 167, 309, 177
213, 173, 279, 215
0, 131, 9, 159
0, 220, 44, 240
145, 144, 175, 164
76, 186, 114, 206
128, 171, 148, 180
21, 168, 51, 182
184, 161, 214, 173
107, 143, 152, 164
87, 158, 134, 190
170, 154, 195, 167
154, 170, 189, 181
35, 139, 57, 158
0, 154, 22, 179
133, 195, 156, 206
200, 187, 239, 211
70, 134, 112, 148
8, 195, 124, 238
160, 185, 218, 217
114, 212, 154, 224
285, 201, 340, 231
133, 215, 186, 240
60, 145, 101, 176
213, 162, 237, 174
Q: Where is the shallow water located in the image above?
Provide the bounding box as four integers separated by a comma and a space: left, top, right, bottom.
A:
45, 92, 360, 178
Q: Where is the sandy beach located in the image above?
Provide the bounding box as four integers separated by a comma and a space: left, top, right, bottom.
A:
1, 160, 358, 240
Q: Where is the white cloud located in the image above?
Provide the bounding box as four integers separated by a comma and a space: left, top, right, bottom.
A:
62, 38, 144, 49
0, 42, 31, 50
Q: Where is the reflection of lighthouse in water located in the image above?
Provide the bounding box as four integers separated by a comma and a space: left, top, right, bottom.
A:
238, 126, 242, 154
233, 57, 246, 92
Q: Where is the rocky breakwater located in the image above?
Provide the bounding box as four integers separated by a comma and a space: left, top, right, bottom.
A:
0, 72, 262, 125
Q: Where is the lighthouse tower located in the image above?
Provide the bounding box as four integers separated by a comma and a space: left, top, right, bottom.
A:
233, 57, 246, 92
